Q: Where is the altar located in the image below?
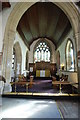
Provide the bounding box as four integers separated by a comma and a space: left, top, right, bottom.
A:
29, 61, 57, 77
36, 70, 50, 77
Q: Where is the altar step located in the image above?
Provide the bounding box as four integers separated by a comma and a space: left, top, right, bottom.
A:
2, 92, 79, 100
34, 77, 52, 80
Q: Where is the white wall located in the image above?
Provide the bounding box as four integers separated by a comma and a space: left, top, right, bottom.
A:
57, 30, 78, 85
2, 2, 16, 40
28, 38, 56, 64
14, 32, 28, 74
57, 30, 77, 71
61, 71, 78, 88
0, 2, 17, 53
0, 3, 16, 77
0, 4, 2, 53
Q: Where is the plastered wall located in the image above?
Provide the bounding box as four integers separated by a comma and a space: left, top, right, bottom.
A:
57, 30, 77, 71
57, 30, 78, 85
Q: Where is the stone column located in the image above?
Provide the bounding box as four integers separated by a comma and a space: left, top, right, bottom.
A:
2, 30, 15, 93
0, 2, 2, 76
0, 2, 2, 53
0, 52, 3, 75
75, 32, 80, 93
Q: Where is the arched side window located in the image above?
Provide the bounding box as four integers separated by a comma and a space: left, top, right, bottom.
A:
34, 41, 50, 63
66, 40, 74, 71
12, 48, 16, 69
11, 48, 17, 79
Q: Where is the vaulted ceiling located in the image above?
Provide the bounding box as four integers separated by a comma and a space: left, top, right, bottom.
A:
17, 2, 72, 49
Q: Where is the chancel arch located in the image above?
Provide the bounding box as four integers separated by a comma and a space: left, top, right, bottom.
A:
2, 2, 80, 93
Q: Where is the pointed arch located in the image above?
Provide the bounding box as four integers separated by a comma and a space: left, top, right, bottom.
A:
2, 2, 80, 82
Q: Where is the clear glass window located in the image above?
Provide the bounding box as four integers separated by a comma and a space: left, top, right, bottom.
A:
66, 40, 74, 71
12, 48, 15, 69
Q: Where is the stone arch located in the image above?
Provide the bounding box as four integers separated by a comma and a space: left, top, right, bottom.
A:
2, 2, 80, 83
4, 2, 80, 37
13, 42, 22, 77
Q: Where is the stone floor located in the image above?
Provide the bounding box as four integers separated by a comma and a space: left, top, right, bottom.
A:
0, 97, 79, 119
1, 97, 61, 119
56, 99, 79, 118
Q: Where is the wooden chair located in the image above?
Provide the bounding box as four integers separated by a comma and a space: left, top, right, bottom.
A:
52, 76, 59, 89
18, 74, 26, 82
61, 74, 68, 89
61, 74, 68, 81
52, 76, 57, 81
0, 76, 6, 94
64, 75, 68, 81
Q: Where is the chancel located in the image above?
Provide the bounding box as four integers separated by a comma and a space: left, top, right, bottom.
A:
0, 1, 80, 119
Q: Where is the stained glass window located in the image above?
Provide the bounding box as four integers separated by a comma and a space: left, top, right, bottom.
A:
34, 42, 50, 63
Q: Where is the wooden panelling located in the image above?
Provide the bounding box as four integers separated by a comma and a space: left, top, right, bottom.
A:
29, 62, 57, 76
50, 63, 57, 76
36, 61, 50, 70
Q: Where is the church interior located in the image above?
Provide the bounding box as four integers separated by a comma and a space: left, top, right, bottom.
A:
0, 1, 80, 119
